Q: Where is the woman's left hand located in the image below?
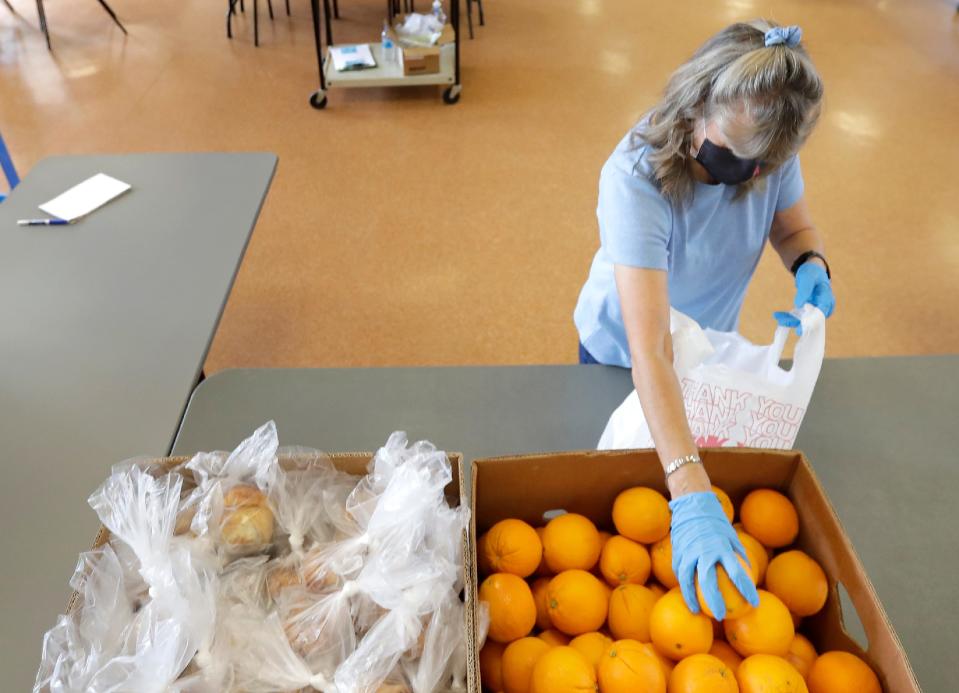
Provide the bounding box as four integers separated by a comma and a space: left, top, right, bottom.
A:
774, 262, 834, 333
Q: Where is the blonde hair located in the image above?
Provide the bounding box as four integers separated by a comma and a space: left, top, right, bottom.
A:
636, 20, 823, 204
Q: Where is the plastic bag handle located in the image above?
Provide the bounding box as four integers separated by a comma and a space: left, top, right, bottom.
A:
787, 306, 826, 389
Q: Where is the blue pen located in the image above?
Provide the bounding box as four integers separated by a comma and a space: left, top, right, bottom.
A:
17, 218, 70, 226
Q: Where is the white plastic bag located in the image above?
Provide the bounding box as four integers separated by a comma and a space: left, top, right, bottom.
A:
599, 306, 826, 450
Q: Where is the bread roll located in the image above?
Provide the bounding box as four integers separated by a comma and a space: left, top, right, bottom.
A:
221, 505, 274, 548
267, 565, 303, 601
223, 484, 268, 509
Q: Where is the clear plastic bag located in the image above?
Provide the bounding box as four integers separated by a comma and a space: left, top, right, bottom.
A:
185, 422, 279, 562
266, 448, 337, 556
403, 594, 465, 693
88, 465, 182, 598
36, 427, 471, 693
34, 545, 133, 693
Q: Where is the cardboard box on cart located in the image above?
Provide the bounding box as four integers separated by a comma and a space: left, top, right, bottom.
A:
391, 22, 455, 76
467, 448, 920, 693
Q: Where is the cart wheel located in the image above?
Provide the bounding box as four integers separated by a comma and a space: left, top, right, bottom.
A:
309, 91, 328, 109
442, 86, 461, 105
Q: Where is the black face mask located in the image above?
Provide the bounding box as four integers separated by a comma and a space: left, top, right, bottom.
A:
695, 138, 759, 186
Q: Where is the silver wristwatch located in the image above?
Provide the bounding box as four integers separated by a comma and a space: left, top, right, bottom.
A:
665, 453, 703, 479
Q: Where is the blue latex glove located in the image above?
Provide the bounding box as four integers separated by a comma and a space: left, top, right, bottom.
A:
669, 492, 759, 620
774, 261, 835, 334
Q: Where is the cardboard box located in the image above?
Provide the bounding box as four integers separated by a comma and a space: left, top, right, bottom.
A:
468, 448, 920, 693
392, 22, 454, 76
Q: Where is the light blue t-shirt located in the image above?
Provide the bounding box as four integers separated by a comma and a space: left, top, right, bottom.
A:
573, 129, 804, 368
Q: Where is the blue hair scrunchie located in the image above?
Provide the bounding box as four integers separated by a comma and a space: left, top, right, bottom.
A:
764, 25, 802, 48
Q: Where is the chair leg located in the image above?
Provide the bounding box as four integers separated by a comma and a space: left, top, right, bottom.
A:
285, 0, 290, 16
35, 0, 52, 49
239, 0, 244, 12
227, 0, 235, 37
477, 0, 483, 26
253, 0, 259, 45
332, 0, 339, 19
266, 0, 273, 20
2, 0, 16, 13
465, 0, 473, 39
94, 0, 128, 34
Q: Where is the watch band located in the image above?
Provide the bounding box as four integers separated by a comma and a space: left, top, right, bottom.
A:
665, 453, 703, 479
790, 250, 831, 279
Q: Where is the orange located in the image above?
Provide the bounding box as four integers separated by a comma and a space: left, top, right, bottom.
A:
695, 555, 757, 620
484, 519, 543, 578
739, 489, 799, 549
651, 536, 679, 588
712, 486, 735, 523
642, 641, 676, 678
737, 654, 808, 693
599, 535, 651, 587
529, 646, 598, 693
650, 588, 714, 661
478, 533, 493, 577
784, 633, 817, 679
709, 641, 744, 673
591, 533, 611, 579
598, 639, 667, 693
538, 629, 571, 647
668, 653, 739, 693
546, 570, 609, 636
569, 632, 613, 675
696, 556, 756, 618
530, 577, 553, 631
533, 527, 552, 577
607, 584, 658, 641
612, 487, 671, 544
723, 590, 794, 657
502, 637, 551, 693
735, 530, 769, 585
765, 551, 828, 617
479, 573, 537, 644
648, 581, 668, 599
807, 651, 881, 693
479, 639, 506, 692
542, 514, 602, 573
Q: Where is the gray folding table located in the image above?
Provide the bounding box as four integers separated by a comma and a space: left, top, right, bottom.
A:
0, 152, 276, 691
171, 357, 954, 690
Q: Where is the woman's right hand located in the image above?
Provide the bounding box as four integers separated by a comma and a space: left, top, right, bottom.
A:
669, 491, 758, 620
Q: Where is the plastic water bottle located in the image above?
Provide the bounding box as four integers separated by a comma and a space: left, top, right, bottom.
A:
432, 0, 447, 26
381, 21, 397, 65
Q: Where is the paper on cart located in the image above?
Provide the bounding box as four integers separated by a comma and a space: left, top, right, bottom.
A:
39, 173, 131, 222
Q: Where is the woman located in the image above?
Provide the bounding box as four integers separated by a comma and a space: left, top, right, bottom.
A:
573, 21, 835, 619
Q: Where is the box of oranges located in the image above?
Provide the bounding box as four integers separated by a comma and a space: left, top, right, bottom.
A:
466, 448, 919, 693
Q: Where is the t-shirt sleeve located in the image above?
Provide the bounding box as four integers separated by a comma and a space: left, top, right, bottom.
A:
597, 156, 671, 270
775, 155, 805, 211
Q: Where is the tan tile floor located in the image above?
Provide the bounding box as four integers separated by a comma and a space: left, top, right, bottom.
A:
2, 0, 957, 369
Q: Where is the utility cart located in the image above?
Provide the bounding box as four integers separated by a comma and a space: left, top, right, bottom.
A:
308, 0, 462, 108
